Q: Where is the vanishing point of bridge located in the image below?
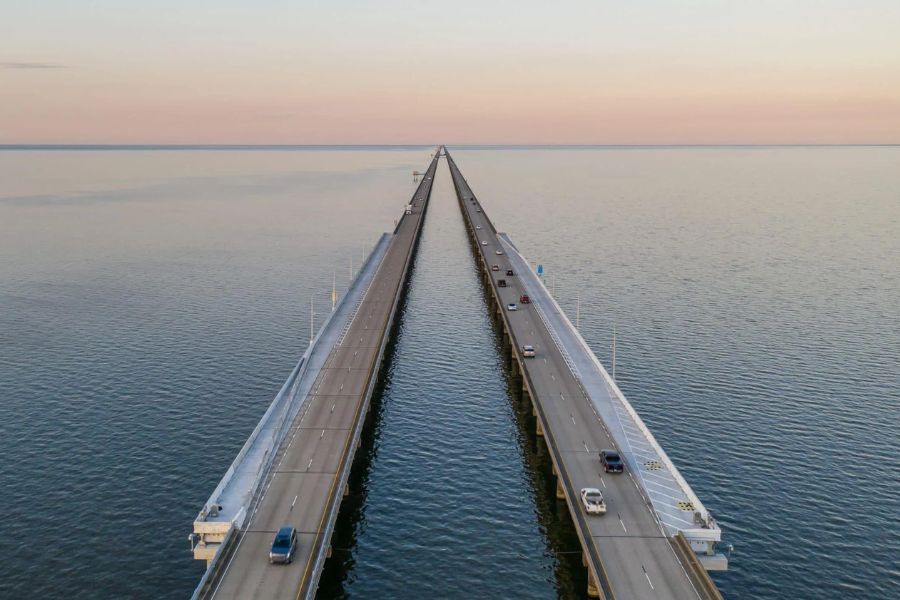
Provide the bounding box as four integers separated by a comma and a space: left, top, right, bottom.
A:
189, 147, 728, 599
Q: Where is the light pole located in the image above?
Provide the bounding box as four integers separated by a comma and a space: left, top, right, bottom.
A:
576, 291, 580, 330
612, 325, 617, 380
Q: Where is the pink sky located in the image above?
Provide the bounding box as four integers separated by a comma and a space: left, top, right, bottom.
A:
2, 1, 899, 144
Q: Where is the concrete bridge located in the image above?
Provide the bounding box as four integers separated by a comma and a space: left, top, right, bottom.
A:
188, 147, 727, 599
446, 149, 725, 600
189, 152, 439, 599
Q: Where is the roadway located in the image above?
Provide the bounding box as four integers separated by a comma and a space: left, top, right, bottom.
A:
446, 150, 711, 600
203, 151, 440, 600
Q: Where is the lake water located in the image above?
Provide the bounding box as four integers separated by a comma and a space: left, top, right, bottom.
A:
1, 146, 897, 599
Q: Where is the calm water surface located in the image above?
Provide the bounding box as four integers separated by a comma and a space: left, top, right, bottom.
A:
1, 147, 897, 599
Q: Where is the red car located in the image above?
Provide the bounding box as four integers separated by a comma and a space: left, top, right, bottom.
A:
520, 294, 530, 304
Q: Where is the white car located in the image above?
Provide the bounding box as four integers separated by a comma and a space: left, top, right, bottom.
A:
481, 241, 488, 246
522, 344, 535, 358
495, 250, 503, 255
476, 225, 482, 230
580, 488, 607, 515
507, 303, 518, 311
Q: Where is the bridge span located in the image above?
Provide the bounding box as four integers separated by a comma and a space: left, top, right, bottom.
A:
189, 147, 727, 599
189, 151, 439, 599
446, 149, 726, 600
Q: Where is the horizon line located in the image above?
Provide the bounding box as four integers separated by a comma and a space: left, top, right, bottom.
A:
1, 143, 899, 150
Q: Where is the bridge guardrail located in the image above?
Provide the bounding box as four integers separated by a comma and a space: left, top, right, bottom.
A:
672, 532, 723, 600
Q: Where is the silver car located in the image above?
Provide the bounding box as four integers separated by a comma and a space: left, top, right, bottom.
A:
580, 488, 607, 515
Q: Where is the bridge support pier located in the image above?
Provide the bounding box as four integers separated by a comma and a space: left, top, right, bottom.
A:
556, 477, 566, 500
536, 417, 544, 437
587, 569, 601, 598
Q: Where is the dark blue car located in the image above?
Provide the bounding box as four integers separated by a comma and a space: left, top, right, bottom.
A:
269, 526, 297, 564
600, 449, 624, 473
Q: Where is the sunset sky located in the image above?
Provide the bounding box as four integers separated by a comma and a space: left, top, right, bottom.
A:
2, 0, 899, 144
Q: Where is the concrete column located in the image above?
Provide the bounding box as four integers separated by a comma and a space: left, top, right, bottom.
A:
587, 569, 601, 598
556, 477, 566, 500
536, 417, 544, 437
